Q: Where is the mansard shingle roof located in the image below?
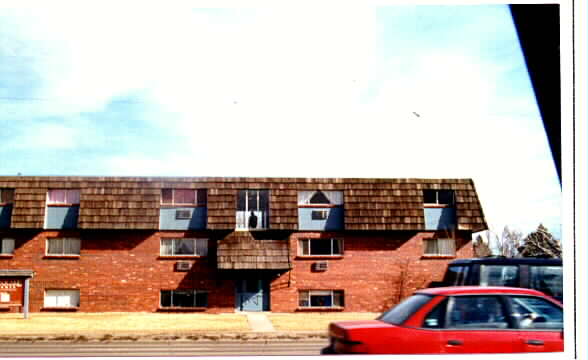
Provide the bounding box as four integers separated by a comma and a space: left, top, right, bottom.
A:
0, 176, 487, 232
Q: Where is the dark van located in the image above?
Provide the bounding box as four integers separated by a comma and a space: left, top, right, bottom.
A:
438, 257, 563, 302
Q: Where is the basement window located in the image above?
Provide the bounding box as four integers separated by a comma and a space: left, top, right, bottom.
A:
299, 290, 344, 308
299, 238, 343, 256
160, 290, 208, 308
160, 238, 208, 256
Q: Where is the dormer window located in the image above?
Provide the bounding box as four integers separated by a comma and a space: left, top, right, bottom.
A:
298, 191, 343, 207
423, 190, 454, 206
161, 189, 207, 206
0, 189, 15, 205
47, 189, 80, 205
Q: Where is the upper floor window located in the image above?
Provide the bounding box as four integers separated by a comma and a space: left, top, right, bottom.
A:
0, 189, 15, 205
0, 238, 15, 255
298, 190, 343, 207
236, 190, 269, 230
46, 237, 81, 256
424, 238, 455, 256
160, 238, 208, 256
423, 190, 454, 207
161, 189, 207, 206
47, 189, 80, 205
299, 238, 343, 256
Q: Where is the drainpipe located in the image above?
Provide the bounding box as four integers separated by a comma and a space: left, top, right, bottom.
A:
23, 278, 30, 319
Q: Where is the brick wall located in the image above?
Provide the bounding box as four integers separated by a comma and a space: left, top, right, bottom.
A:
1, 229, 472, 313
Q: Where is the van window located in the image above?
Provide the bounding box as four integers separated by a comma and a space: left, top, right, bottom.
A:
529, 266, 563, 299
480, 265, 519, 286
443, 265, 469, 285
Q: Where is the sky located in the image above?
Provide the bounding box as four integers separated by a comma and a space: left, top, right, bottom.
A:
0, 2, 563, 241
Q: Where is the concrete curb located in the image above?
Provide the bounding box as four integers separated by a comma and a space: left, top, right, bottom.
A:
0, 331, 327, 343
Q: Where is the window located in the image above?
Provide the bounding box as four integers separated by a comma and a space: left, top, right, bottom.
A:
443, 265, 469, 285
378, 294, 433, 325
311, 210, 328, 220
423, 189, 454, 206
44, 289, 80, 308
299, 238, 343, 256
236, 190, 269, 230
447, 296, 510, 329
0, 238, 15, 255
298, 191, 343, 206
479, 265, 519, 286
160, 238, 208, 256
46, 238, 81, 255
0, 189, 15, 204
47, 189, 80, 205
160, 290, 208, 308
299, 290, 344, 308
529, 265, 563, 299
161, 189, 207, 206
424, 238, 455, 256
510, 296, 563, 330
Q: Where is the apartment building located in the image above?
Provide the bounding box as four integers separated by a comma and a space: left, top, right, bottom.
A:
0, 176, 487, 314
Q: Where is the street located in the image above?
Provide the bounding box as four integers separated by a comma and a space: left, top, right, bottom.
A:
0, 340, 329, 357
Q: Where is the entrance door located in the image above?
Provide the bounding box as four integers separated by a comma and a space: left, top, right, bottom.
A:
236, 279, 268, 311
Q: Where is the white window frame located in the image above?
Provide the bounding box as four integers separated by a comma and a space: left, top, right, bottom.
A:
236, 189, 269, 230
160, 238, 208, 256
424, 238, 456, 256
46, 237, 81, 256
299, 290, 344, 308
298, 238, 343, 256
0, 238, 15, 255
44, 289, 80, 308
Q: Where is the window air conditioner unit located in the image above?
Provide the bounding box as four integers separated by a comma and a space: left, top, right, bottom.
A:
175, 210, 192, 220
314, 261, 328, 271
176, 261, 192, 271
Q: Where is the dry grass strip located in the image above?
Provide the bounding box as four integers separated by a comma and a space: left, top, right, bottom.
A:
0, 312, 249, 336
267, 312, 379, 331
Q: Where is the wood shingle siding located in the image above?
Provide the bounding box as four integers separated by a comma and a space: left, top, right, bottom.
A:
0, 176, 487, 232
217, 231, 291, 270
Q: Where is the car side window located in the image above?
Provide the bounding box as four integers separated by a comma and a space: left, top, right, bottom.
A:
509, 296, 563, 330
447, 296, 510, 329
423, 299, 448, 328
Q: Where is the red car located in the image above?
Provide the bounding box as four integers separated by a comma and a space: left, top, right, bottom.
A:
322, 286, 563, 354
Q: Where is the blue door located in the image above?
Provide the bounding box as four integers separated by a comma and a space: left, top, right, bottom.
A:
236, 279, 267, 311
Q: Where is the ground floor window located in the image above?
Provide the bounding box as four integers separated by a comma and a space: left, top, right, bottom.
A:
160, 290, 208, 308
44, 289, 80, 308
424, 238, 455, 256
298, 238, 343, 256
299, 290, 344, 308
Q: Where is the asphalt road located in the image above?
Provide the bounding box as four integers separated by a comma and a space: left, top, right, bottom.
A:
0, 340, 329, 357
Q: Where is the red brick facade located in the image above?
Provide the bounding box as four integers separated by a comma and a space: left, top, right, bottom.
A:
0, 176, 485, 313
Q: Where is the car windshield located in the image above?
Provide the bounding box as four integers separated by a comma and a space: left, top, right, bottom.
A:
377, 294, 433, 325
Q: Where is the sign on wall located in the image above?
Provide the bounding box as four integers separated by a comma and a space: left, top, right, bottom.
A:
0, 279, 23, 306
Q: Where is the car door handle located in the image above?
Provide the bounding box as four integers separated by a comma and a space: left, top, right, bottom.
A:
525, 340, 544, 346
447, 340, 463, 346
